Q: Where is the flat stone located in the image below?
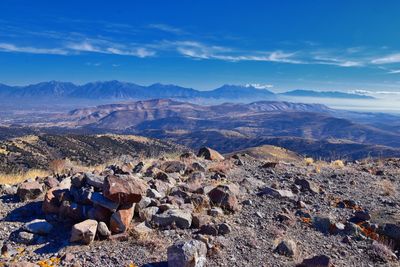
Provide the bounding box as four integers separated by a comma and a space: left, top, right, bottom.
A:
85, 173, 105, 189
89, 192, 119, 212
23, 219, 53, 235
299, 255, 332, 267
16, 231, 37, 245
152, 209, 192, 229
258, 187, 294, 199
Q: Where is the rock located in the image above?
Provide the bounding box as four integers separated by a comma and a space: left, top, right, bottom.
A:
71, 173, 86, 188
17, 181, 44, 201
1, 184, 17, 195
274, 239, 297, 257
198, 224, 219, 236
218, 223, 232, 235
167, 240, 207, 267
135, 196, 153, 212
23, 219, 53, 235
313, 216, 334, 234
44, 177, 59, 188
132, 221, 153, 236
103, 175, 147, 205
70, 219, 98, 245
42, 188, 61, 214
161, 161, 187, 173
191, 162, 206, 172
97, 221, 111, 238
295, 178, 319, 194
133, 162, 144, 173
188, 172, 206, 183
298, 255, 332, 267
261, 162, 278, 168
108, 232, 129, 241
87, 205, 112, 223
85, 173, 105, 189
16, 231, 36, 245
89, 192, 119, 212
110, 204, 135, 234
208, 185, 239, 212
147, 188, 163, 199
139, 206, 159, 222
192, 214, 212, 228
152, 209, 192, 229
197, 147, 224, 161
180, 151, 197, 160
62, 253, 75, 264
379, 223, 400, 242
208, 207, 224, 217
258, 187, 294, 199
70, 186, 93, 205
352, 210, 371, 222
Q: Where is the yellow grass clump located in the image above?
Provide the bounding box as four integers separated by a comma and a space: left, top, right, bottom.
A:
0, 169, 50, 185
304, 157, 314, 166
375, 179, 397, 196
331, 159, 345, 168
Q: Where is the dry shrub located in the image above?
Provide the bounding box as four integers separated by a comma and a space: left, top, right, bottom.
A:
0, 169, 50, 185
375, 179, 397, 196
49, 159, 67, 174
304, 157, 314, 166
331, 160, 345, 168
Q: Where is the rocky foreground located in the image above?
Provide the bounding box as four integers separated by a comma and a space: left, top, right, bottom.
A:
0, 146, 400, 266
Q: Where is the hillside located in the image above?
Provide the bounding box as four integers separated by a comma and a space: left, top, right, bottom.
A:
1, 145, 400, 266
0, 134, 187, 173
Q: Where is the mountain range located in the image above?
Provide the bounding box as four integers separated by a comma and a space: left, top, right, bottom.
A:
0, 81, 373, 101
2, 98, 399, 160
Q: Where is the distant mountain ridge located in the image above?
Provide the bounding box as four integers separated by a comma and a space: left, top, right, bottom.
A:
0, 81, 373, 100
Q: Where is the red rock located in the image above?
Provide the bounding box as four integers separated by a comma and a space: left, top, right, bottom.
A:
42, 188, 60, 214
208, 185, 239, 212
103, 175, 147, 205
87, 205, 112, 223
110, 204, 135, 234
198, 147, 224, 161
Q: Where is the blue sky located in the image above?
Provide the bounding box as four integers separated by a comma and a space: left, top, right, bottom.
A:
1, 1, 400, 92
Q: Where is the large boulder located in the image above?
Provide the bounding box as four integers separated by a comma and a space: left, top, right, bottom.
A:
167, 240, 207, 267
208, 185, 239, 212
17, 181, 44, 201
89, 192, 119, 212
103, 175, 147, 205
70, 219, 98, 245
110, 204, 135, 234
197, 147, 224, 161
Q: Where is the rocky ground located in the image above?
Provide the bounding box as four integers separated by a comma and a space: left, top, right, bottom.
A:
0, 146, 400, 267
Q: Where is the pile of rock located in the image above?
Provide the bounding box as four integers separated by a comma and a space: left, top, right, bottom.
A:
11, 147, 236, 265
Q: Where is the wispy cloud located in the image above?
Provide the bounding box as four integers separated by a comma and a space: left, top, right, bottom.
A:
66, 40, 156, 58
147, 24, 185, 34
371, 53, 400, 64
0, 43, 69, 55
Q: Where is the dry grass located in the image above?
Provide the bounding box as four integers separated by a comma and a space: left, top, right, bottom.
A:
375, 179, 397, 196
0, 169, 50, 185
304, 157, 314, 166
331, 159, 345, 168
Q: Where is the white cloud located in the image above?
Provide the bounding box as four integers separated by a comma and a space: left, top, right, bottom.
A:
245, 83, 274, 89
148, 24, 184, 34
371, 53, 400, 64
0, 43, 69, 55
388, 69, 400, 74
